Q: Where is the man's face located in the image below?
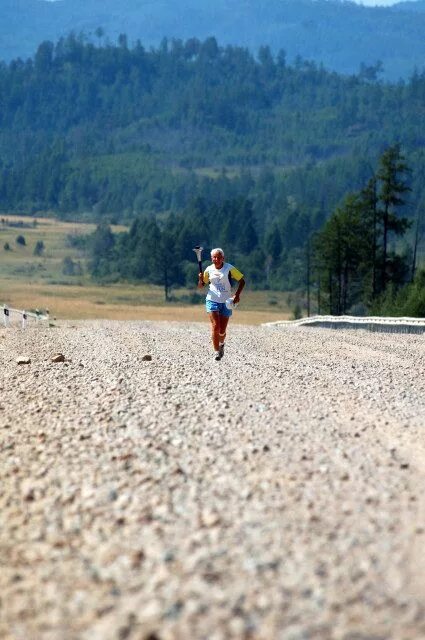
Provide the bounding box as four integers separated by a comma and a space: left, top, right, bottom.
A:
211, 251, 224, 269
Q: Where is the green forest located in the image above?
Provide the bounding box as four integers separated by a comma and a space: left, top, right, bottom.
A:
88, 143, 423, 317
2, 0, 425, 79
1, 35, 425, 315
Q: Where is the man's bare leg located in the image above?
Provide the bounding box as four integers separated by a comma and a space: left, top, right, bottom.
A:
209, 311, 221, 355
218, 316, 230, 358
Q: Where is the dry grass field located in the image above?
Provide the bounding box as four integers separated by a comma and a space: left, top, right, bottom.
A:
0, 214, 292, 325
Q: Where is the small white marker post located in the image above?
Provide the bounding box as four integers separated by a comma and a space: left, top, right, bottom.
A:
3, 305, 10, 328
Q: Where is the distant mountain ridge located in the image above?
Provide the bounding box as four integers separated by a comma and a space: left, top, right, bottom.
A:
393, 0, 425, 10
1, 0, 425, 79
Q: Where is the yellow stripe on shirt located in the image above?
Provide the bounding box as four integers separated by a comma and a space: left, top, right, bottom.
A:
230, 267, 244, 281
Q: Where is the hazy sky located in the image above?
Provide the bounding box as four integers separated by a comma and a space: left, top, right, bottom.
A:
42, 0, 416, 4
41, 0, 417, 5
352, 0, 407, 4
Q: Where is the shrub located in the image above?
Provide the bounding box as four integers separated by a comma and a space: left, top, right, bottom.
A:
16, 235, 26, 246
33, 240, 45, 256
293, 303, 302, 319
62, 256, 83, 276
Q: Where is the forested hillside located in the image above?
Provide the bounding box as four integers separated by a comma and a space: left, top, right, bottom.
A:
394, 0, 425, 11
1, 35, 425, 313
1, 35, 425, 216
1, 0, 425, 80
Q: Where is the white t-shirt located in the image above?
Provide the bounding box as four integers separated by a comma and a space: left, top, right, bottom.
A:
203, 262, 244, 303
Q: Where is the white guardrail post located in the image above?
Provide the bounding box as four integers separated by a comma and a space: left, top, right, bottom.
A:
2, 304, 50, 328
262, 314, 425, 334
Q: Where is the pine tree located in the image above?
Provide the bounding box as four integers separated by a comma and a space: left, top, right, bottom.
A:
376, 144, 411, 292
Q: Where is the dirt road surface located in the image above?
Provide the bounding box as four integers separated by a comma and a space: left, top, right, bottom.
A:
1, 320, 424, 640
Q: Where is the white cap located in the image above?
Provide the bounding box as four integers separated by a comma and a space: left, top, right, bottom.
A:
225, 298, 237, 310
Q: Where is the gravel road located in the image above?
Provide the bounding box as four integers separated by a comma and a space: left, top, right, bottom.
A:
1, 320, 425, 640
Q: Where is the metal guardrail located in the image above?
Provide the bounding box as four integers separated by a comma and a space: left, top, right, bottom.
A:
2, 304, 50, 329
262, 314, 425, 334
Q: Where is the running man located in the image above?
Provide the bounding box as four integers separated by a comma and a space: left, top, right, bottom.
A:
198, 247, 245, 361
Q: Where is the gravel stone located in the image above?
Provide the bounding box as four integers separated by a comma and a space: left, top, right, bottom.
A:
50, 353, 65, 363
1, 320, 425, 639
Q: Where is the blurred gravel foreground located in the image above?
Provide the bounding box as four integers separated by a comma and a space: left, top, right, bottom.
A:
1, 320, 425, 640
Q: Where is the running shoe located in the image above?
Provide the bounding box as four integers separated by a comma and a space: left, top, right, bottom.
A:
214, 351, 221, 361
219, 343, 225, 359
